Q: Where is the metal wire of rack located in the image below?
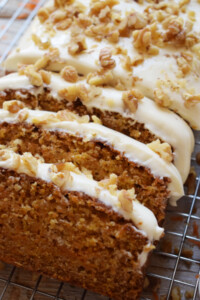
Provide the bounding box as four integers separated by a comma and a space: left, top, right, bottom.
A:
0, 0, 200, 299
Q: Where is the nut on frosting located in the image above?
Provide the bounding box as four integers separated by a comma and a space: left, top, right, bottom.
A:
147, 139, 173, 163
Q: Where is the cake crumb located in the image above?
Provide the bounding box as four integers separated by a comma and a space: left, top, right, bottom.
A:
171, 286, 181, 300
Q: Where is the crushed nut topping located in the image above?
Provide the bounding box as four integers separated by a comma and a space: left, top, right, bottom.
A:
118, 189, 136, 213
22, 152, 38, 176
122, 89, 143, 113
39, 70, 51, 84
24, 65, 43, 87
49, 163, 73, 190
91, 115, 102, 124
99, 48, 116, 69
32, 34, 51, 50
154, 88, 171, 108
37, 7, 50, 23
56, 109, 90, 123
60, 66, 79, 83
58, 84, 89, 102
3, 100, 25, 114
184, 93, 200, 108
98, 174, 118, 195
147, 139, 173, 163
68, 36, 87, 55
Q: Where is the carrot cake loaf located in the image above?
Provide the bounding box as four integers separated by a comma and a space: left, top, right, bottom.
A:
3, 0, 200, 128
0, 72, 194, 182
0, 147, 169, 300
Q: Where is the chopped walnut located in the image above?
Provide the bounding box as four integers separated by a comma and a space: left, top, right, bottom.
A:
171, 286, 181, 300
22, 152, 38, 177
176, 56, 191, 75
127, 12, 147, 30
49, 164, 73, 190
184, 93, 200, 108
58, 84, 89, 103
147, 139, 173, 163
154, 88, 171, 108
99, 48, 116, 69
34, 56, 50, 71
107, 30, 119, 43
31, 113, 59, 126
37, 7, 50, 23
76, 14, 92, 28
98, 174, 118, 195
68, 36, 87, 55
57, 109, 90, 123
24, 65, 43, 87
133, 27, 159, 54
32, 34, 51, 50
60, 66, 78, 83
56, 18, 72, 30
118, 189, 135, 213
90, 0, 118, 16
17, 109, 29, 122
39, 70, 51, 84
87, 70, 115, 87
91, 115, 102, 124
3, 100, 25, 114
122, 89, 143, 113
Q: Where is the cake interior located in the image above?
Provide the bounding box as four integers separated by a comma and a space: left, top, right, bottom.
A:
0, 122, 169, 223
0, 89, 159, 144
0, 168, 148, 300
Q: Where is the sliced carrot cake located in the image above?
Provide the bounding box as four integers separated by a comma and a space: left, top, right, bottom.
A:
0, 148, 163, 300
0, 72, 194, 182
3, 0, 200, 128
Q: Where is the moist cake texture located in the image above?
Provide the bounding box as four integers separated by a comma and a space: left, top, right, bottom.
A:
0, 0, 197, 299
0, 72, 194, 182
0, 149, 163, 300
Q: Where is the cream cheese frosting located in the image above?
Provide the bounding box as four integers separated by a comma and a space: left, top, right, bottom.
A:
0, 104, 184, 204
3, 0, 200, 129
0, 148, 163, 242
0, 72, 194, 182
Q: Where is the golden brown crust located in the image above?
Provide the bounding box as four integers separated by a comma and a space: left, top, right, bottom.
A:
0, 168, 148, 300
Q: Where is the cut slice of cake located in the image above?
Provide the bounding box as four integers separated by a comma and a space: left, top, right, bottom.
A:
0, 148, 163, 300
3, 0, 200, 128
0, 73, 194, 183
0, 100, 184, 223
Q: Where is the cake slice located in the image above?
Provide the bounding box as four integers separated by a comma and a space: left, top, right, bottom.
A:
0, 148, 163, 300
3, 0, 200, 128
0, 100, 184, 222
0, 72, 194, 182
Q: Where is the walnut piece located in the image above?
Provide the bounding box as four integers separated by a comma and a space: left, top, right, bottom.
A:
3, 100, 25, 114
154, 88, 171, 108
122, 89, 143, 113
60, 66, 78, 83
22, 152, 38, 177
118, 189, 135, 213
183, 93, 200, 108
24, 65, 43, 87
68, 36, 87, 55
58, 84, 89, 103
49, 164, 73, 190
99, 48, 116, 69
147, 139, 173, 163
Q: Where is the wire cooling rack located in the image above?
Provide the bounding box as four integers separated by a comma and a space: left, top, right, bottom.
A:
0, 1, 200, 299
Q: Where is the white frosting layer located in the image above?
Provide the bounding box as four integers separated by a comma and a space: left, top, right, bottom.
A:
3, 0, 200, 129
0, 106, 184, 204
0, 149, 163, 242
0, 72, 194, 182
